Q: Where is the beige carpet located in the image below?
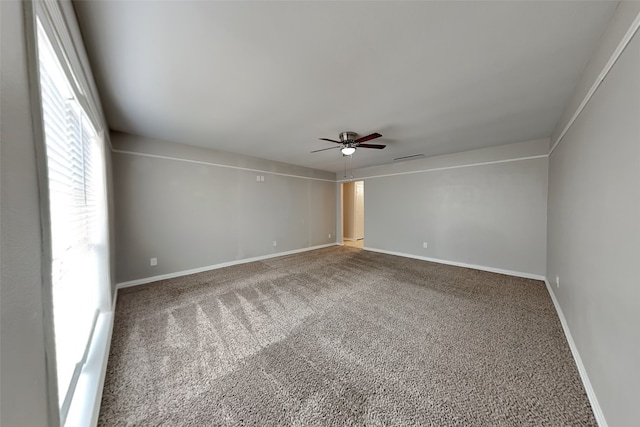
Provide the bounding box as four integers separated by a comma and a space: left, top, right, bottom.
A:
100, 246, 595, 426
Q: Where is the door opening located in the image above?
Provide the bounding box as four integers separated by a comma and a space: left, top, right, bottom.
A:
342, 181, 364, 248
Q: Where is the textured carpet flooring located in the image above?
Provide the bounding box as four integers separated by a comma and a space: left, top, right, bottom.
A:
100, 246, 595, 426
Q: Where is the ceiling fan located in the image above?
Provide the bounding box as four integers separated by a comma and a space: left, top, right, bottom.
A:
312, 131, 385, 155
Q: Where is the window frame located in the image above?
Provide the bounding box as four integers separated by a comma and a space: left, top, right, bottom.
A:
24, 1, 114, 425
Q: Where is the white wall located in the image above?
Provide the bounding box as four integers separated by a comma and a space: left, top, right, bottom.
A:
352, 139, 549, 277
0, 1, 57, 425
354, 181, 364, 240
546, 6, 640, 426
111, 132, 337, 283
342, 182, 355, 240
336, 182, 343, 243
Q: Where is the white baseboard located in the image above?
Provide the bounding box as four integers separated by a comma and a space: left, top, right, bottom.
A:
543, 279, 608, 427
116, 243, 338, 289
362, 247, 545, 281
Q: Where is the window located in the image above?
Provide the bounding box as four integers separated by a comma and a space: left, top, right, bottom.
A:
35, 8, 110, 424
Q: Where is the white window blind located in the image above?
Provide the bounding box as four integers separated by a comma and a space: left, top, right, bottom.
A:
36, 16, 109, 424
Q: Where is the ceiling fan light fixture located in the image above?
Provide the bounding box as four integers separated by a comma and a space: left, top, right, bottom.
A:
341, 146, 356, 156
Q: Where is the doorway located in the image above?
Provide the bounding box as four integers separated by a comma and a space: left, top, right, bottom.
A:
342, 181, 364, 248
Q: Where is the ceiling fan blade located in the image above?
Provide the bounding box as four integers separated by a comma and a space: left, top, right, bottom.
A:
355, 132, 382, 143
357, 143, 386, 149
311, 146, 342, 153
319, 138, 343, 144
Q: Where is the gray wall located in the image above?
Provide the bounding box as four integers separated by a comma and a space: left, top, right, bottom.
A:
354, 139, 549, 276
112, 132, 337, 283
546, 24, 640, 427
0, 1, 57, 425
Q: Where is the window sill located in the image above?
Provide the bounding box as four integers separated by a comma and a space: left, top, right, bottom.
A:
64, 311, 114, 427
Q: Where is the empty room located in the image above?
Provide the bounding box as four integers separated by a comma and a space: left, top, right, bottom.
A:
2, 1, 639, 426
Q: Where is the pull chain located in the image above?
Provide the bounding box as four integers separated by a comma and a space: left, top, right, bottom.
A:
343, 153, 354, 181
344, 154, 347, 179
349, 154, 354, 180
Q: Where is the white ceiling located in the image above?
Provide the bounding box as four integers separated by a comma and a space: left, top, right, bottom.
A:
74, 1, 617, 173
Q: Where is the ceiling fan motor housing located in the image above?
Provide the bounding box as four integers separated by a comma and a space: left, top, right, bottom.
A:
339, 131, 358, 143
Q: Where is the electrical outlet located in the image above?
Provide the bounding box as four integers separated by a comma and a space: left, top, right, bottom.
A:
261, 176, 265, 182
328, 233, 331, 239
556, 275, 560, 288
150, 257, 158, 266
256, 175, 260, 182
273, 240, 277, 247
422, 242, 428, 249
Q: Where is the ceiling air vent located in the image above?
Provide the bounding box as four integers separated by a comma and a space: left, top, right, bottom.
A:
393, 154, 425, 161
